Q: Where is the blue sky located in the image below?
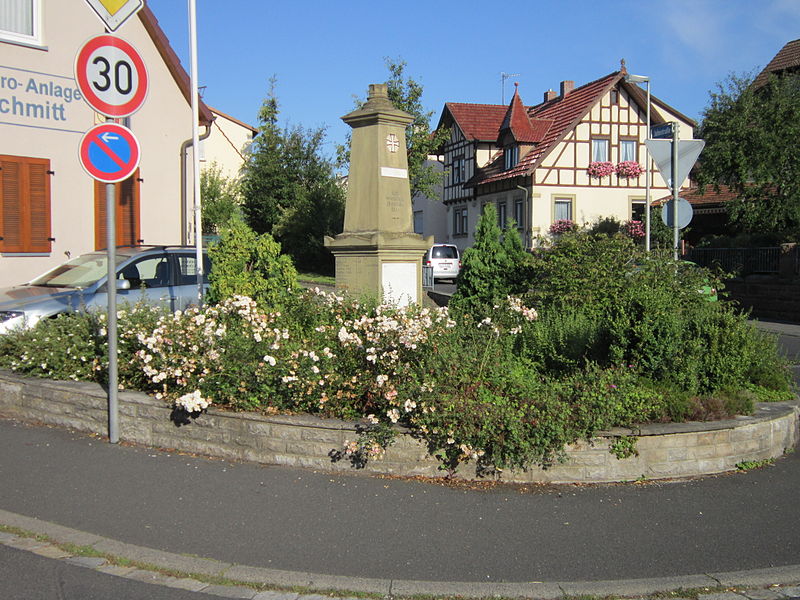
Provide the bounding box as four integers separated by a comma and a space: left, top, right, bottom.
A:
146, 0, 800, 158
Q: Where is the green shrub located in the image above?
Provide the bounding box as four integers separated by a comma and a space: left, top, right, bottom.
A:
207, 219, 298, 308
450, 205, 531, 319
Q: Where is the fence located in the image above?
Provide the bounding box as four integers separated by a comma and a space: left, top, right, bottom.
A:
685, 247, 784, 276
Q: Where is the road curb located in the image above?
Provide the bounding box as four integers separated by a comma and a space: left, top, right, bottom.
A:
2, 508, 800, 599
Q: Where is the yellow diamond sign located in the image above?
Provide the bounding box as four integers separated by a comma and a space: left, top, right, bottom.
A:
85, 0, 143, 31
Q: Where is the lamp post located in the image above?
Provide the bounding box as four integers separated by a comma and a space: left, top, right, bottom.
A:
625, 73, 651, 252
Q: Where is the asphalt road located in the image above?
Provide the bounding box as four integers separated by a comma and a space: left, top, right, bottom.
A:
0, 544, 222, 600
2, 414, 799, 584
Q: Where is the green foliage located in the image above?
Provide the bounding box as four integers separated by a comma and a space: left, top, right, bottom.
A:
206, 219, 298, 308
200, 163, 241, 234
527, 229, 639, 318
241, 78, 344, 273
337, 57, 449, 199
1, 234, 792, 476
698, 71, 800, 238
450, 205, 531, 318
609, 436, 639, 459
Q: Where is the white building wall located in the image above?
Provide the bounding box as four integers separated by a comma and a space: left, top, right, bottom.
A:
0, 1, 198, 286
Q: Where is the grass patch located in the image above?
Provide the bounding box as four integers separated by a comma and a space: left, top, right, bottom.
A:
297, 272, 335, 286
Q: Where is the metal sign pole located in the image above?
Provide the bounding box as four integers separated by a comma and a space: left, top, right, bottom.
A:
671, 121, 680, 261
644, 80, 651, 253
188, 0, 204, 304
106, 178, 119, 443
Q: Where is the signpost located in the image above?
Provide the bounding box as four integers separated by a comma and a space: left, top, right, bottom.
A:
78, 122, 141, 183
85, 0, 143, 32
75, 14, 146, 445
646, 129, 705, 260
75, 34, 148, 118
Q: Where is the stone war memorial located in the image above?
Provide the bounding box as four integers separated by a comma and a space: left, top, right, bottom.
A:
325, 83, 432, 306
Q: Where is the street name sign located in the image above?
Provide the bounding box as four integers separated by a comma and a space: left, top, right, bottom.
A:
79, 122, 141, 183
75, 34, 149, 118
650, 122, 674, 139
645, 138, 705, 188
85, 0, 143, 32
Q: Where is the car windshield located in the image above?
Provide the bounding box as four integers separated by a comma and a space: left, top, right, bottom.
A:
432, 246, 458, 259
28, 253, 127, 289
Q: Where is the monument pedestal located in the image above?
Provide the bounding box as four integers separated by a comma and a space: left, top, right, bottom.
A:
325, 83, 432, 306
326, 231, 431, 307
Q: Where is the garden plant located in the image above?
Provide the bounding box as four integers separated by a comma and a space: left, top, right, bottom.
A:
0, 218, 792, 477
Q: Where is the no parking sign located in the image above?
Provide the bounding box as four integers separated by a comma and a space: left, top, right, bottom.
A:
78, 122, 140, 183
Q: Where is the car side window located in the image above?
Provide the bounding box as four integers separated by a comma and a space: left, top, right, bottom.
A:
174, 253, 210, 285
118, 256, 171, 289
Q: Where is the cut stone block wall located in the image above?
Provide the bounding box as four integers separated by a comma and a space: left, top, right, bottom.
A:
0, 371, 797, 484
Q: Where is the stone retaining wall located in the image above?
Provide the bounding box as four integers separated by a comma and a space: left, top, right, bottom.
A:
1, 371, 797, 483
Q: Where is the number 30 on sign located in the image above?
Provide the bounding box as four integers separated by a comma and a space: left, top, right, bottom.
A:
75, 34, 149, 118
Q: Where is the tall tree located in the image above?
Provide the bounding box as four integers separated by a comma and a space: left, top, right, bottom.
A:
698, 72, 800, 237
241, 79, 345, 273
337, 58, 449, 199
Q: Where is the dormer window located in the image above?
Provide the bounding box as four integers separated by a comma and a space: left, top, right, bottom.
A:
504, 144, 519, 170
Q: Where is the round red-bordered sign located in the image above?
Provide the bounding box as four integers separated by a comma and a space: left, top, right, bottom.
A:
75, 34, 149, 118
78, 123, 141, 183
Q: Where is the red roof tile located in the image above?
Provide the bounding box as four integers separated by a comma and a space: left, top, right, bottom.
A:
753, 39, 800, 88
441, 103, 509, 141
655, 185, 739, 206
470, 72, 622, 186
498, 86, 551, 144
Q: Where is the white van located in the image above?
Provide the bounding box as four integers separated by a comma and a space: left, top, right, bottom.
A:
423, 244, 461, 281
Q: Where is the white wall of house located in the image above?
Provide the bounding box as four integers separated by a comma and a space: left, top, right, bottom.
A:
0, 1, 199, 287
202, 108, 255, 180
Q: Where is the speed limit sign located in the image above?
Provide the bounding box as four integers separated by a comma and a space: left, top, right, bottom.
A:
75, 34, 148, 118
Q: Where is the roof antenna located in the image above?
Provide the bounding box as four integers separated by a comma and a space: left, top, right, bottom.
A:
501, 72, 520, 104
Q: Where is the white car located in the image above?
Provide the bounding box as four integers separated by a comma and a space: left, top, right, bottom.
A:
423, 244, 461, 282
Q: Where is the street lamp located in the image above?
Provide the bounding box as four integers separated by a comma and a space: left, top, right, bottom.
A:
625, 73, 651, 252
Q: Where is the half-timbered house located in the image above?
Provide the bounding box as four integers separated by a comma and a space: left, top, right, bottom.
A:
435, 65, 698, 251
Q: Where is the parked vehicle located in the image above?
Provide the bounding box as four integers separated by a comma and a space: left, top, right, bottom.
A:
423, 244, 461, 282
0, 246, 211, 334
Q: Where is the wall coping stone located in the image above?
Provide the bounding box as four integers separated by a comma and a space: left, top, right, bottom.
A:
1, 370, 798, 484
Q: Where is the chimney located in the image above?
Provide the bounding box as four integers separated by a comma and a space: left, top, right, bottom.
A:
560, 80, 575, 97
544, 89, 557, 102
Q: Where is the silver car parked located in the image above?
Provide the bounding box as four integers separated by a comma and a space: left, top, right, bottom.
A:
0, 246, 210, 334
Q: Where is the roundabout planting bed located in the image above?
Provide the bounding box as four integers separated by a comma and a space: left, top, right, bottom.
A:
0, 223, 795, 479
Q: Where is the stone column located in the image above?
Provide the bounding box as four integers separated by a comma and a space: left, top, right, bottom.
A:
325, 83, 432, 306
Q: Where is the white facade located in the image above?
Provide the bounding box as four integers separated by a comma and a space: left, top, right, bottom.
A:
0, 1, 214, 287
202, 107, 256, 180
438, 73, 697, 252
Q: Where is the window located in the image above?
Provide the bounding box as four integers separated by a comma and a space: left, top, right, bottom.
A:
631, 199, 646, 222
591, 138, 609, 162
610, 89, 619, 105
497, 200, 507, 229
94, 171, 141, 250
452, 156, 466, 184
504, 145, 519, 170
620, 139, 637, 162
453, 206, 468, 235
554, 197, 573, 221
413, 210, 423, 234
0, 0, 42, 46
514, 197, 524, 227
0, 154, 51, 253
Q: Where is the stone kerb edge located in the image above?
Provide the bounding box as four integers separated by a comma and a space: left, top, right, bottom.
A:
0, 370, 797, 484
